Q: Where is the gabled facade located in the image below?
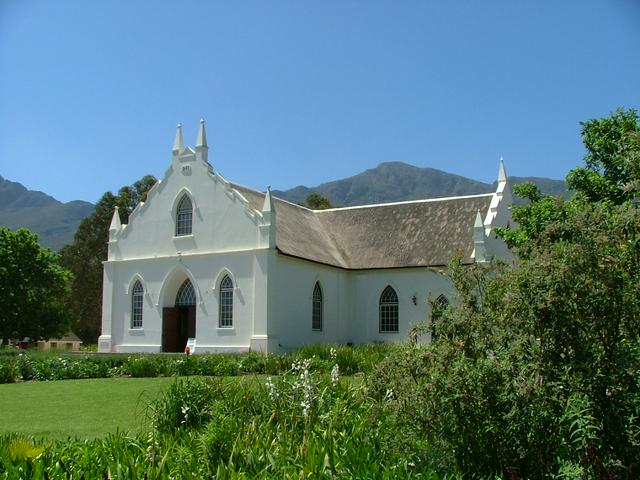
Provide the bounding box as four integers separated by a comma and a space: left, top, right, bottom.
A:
98, 121, 513, 354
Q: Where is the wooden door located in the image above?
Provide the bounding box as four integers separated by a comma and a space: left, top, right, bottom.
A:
187, 305, 196, 338
162, 307, 179, 352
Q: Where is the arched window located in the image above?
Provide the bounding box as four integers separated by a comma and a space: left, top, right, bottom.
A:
379, 286, 399, 333
312, 282, 323, 331
432, 294, 449, 320
131, 280, 144, 329
175, 279, 196, 306
430, 294, 449, 339
219, 275, 234, 328
175, 194, 193, 236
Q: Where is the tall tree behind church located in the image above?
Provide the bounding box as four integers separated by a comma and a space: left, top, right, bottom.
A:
60, 175, 157, 343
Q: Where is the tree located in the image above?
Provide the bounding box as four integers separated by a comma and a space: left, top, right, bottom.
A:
60, 175, 157, 343
0, 227, 73, 345
498, 108, 640, 251
306, 193, 334, 210
566, 108, 640, 204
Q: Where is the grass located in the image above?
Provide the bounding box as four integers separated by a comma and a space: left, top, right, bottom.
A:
0, 377, 177, 440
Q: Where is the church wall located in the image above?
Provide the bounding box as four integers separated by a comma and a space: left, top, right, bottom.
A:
348, 267, 454, 345
265, 255, 455, 351
267, 254, 351, 353
105, 248, 265, 353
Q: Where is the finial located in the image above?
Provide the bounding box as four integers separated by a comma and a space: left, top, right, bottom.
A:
498, 157, 507, 182
173, 123, 184, 153
196, 118, 208, 149
262, 185, 275, 213
109, 206, 122, 234
474, 209, 483, 228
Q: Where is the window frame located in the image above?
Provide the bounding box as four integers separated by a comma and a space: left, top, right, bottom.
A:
219, 275, 234, 328
175, 279, 196, 306
312, 282, 323, 331
379, 285, 399, 333
175, 194, 193, 236
131, 279, 144, 329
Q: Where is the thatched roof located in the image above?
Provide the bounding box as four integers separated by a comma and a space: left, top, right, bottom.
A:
231, 182, 492, 269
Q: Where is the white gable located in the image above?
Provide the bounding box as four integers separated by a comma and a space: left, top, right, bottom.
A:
109, 142, 266, 261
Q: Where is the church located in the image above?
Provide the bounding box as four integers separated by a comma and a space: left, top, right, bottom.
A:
98, 120, 513, 354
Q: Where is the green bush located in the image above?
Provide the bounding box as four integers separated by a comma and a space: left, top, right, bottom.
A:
149, 377, 218, 434
0, 358, 16, 383
123, 355, 166, 377
238, 351, 267, 373
212, 357, 239, 376
373, 204, 640, 479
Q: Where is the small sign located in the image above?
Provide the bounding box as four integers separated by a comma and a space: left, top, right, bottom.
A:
185, 338, 196, 355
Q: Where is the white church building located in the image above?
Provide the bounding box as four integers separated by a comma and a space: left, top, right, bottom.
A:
98, 120, 513, 354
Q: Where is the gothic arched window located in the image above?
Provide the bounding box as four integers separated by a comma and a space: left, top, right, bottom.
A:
131, 280, 144, 329
379, 286, 399, 333
175, 194, 193, 236
175, 279, 196, 306
312, 282, 323, 331
219, 275, 234, 328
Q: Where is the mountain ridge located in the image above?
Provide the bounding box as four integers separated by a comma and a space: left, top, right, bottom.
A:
0, 163, 568, 250
0, 175, 94, 250
272, 161, 568, 206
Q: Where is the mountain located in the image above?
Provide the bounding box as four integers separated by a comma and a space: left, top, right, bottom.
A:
0, 176, 94, 250
273, 162, 568, 207
0, 163, 567, 250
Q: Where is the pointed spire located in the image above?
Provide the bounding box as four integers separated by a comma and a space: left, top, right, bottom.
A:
262, 186, 275, 213
474, 209, 483, 229
473, 209, 486, 263
109, 207, 122, 242
498, 157, 507, 183
196, 118, 208, 149
110, 206, 122, 231
172, 123, 184, 153
260, 186, 276, 248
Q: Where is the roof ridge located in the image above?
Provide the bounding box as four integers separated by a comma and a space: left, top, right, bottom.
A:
314, 192, 494, 212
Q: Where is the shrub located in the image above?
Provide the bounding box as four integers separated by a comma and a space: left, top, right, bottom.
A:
212, 357, 239, 376
149, 377, 218, 434
238, 351, 266, 373
0, 358, 16, 383
123, 355, 166, 377
201, 400, 239, 466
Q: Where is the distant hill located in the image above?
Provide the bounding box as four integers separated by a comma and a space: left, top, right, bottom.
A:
0, 176, 94, 250
273, 161, 568, 207
0, 163, 567, 250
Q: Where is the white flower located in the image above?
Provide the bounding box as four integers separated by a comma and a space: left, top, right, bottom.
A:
331, 364, 339, 386
180, 405, 190, 424
265, 376, 279, 400
330, 347, 337, 360
384, 388, 394, 401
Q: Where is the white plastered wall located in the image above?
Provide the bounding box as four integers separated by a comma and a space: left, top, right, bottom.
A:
348, 267, 454, 344
105, 249, 268, 353
267, 255, 350, 353
267, 255, 455, 352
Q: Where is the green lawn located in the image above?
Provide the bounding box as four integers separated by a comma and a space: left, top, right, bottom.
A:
0, 377, 177, 440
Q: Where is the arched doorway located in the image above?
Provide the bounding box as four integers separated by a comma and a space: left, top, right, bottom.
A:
162, 279, 196, 352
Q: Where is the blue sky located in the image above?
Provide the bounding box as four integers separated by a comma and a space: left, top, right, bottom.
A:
1, 1, 639, 203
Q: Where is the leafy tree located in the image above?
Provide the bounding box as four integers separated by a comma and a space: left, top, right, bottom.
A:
60, 175, 156, 343
0, 228, 73, 345
373, 203, 640, 477
567, 108, 640, 204
498, 108, 640, 251
306, 193, 334, 210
